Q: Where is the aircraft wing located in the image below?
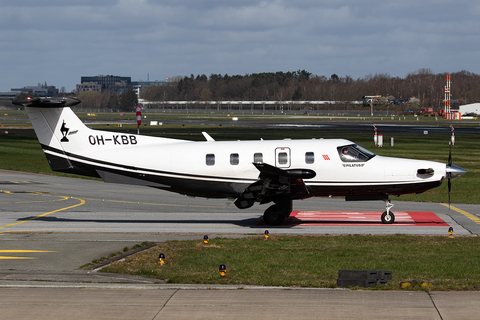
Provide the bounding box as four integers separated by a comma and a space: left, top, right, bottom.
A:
234, 162, 316, 209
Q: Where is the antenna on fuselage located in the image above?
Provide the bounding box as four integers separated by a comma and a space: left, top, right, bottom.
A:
202, 132, 215, 141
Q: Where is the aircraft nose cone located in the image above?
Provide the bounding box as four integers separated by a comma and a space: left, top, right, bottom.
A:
446, 164, 466, 179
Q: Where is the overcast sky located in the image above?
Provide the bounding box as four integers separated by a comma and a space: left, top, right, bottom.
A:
1, 0, 478, 92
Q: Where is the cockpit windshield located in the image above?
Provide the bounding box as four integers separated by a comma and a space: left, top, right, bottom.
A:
337, 144, 376, 162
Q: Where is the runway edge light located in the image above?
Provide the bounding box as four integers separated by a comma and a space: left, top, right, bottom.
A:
219, 264, 226, 278
421, 280, 437, 288
448, 227, 455, 238
399, 279, 417, 289
158, 253, 165, 266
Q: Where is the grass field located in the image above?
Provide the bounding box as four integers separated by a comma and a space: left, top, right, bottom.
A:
101, 235, 480, 291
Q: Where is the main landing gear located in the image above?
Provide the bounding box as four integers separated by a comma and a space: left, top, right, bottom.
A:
381, 200, 395, 224
263, 199, 292, 226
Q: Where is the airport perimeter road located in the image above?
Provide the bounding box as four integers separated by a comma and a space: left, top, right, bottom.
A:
0, 285, 479, 320
1, 169, 479, 235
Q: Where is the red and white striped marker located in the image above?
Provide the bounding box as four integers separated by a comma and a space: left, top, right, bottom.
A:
136, 105, 142, 134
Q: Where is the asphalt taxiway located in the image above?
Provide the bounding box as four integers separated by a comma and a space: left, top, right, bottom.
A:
1, 169, 480, 319
1, 169, 479, 235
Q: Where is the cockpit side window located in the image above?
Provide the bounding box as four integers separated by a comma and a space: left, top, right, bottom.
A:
337, 144, 376, 162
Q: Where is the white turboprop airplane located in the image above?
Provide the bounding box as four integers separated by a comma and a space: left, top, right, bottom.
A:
14, 97, 466, 225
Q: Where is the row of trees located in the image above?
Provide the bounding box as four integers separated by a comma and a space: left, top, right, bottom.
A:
142, 69, 480, 110
7, 68, 480, 112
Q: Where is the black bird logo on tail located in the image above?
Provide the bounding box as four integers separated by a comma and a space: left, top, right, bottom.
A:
60, 120, 69, 142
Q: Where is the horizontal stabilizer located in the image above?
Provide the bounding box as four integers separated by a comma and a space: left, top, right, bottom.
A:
12, 97, 81, 108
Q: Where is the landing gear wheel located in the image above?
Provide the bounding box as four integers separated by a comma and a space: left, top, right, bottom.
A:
381, 199, 395, 224
263, 205, 285, 225
381, 211, 395, 224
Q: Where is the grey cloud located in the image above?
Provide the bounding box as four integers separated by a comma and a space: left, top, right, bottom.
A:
0, 0, 479, 91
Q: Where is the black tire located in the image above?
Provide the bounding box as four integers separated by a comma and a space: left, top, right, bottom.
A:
381, 211, 395, 224
263, 205, 285, 225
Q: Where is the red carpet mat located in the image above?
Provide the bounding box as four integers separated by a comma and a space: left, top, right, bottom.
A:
258, 211, 448, 226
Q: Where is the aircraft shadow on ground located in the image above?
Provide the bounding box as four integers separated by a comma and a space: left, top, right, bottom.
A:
17, 215, 266, 228
16, 215, 443, 229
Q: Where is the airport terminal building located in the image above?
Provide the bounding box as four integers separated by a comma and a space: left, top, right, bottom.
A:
77, 75, 132, 94
0, 85, 59, 100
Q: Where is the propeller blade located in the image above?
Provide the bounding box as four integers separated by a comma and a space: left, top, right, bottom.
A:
444, 142, 466, 211
447, 145, 452, 167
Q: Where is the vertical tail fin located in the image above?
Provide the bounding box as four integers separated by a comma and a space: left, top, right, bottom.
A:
16, 98, 84, 145
14, 97, 98, 177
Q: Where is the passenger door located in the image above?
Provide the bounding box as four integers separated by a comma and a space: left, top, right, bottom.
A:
275, 147, 291, 168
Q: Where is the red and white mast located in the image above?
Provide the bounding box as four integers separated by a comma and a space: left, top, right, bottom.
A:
444, 74, 451, 116
136, 105, 142, 135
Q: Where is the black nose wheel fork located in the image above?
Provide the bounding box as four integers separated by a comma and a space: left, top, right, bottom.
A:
381, 200, 395, 224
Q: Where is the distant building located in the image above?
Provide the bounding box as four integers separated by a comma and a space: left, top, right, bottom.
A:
78, 75, 132, 94
1, 85, 59, 101
131, 80, 168, 96
0, 91, 18, 101
76, 82, 103, 93
10, 85, 59, 97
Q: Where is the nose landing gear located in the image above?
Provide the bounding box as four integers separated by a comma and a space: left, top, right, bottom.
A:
381, 200, 395, 224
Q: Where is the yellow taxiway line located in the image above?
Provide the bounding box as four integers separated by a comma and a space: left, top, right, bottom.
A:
0, 196, 85, 233
440, 203, 480, 225
0, 250, 56, 260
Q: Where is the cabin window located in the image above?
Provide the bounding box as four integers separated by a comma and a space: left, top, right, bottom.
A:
278, 152, 288, 165
206, 154, 215, 166
230, 153, 239, 165
254, 153, 263, 163
305, 152, 315, 164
